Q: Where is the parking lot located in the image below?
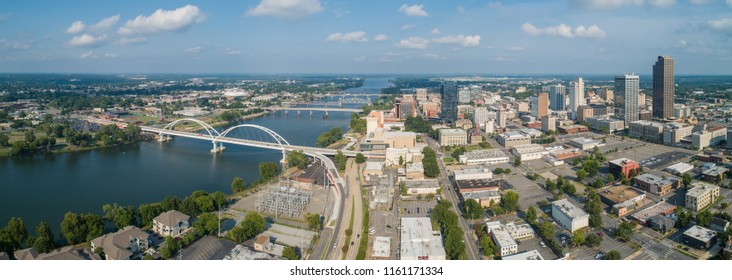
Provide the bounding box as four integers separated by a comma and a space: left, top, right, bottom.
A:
639, 151, 694, 170
368, 210, 398, 260
502, 174, 553, 209
608, 141, 693, 170
398, 199, 436, 217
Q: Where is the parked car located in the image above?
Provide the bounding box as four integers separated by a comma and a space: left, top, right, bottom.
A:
540, 242, 546, 248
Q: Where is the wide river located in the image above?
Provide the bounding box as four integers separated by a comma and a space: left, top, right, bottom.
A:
0, 78, 393, 234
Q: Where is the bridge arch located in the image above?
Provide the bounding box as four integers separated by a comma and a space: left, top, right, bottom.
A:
215, 124, 291, 158
160, 118, 220, 140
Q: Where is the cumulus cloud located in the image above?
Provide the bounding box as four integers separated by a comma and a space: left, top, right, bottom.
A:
224, 48, 241, 55
68, 33, 108, 47
432, 35, 481, 47
395, 37, 428, 49
93, 15, 120, 30
401, 24, 416, 30
115, 37, 147, 45
0, 13, 11, 22
728, 0, 732, 7
0, 39, 32, 50
118, 5, 205, 36
353, 56, 367, 62
245, 0, 323, 19
186, 46, 202, 53
326, 31, 368, 43
374, 34, 389, 41
522, 23, 606, 38
423, 53, 445, 60
708, 18, 732, 35
399, 4, 428, 16
66, 21, 85, 34
80, 51, 96, 59
104, 53, 118, 58
567, 0, 676, 9
456, 5, 465, 13
506, 46, 524, 52
431, 28, 441, 35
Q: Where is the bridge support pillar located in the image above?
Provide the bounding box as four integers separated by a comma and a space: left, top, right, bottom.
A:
309, 110, 313, 118
211, 142, 225, 153
157, 134, 171, 142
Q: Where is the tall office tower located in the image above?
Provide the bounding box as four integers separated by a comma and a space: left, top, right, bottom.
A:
415, 88, 428, 101
615, 74, 640, 125
568, 77, 585, 113
458, 88, 471, 104
598, 88, 614, 103
531, 93, 549, 119
497, 108, 507, 128
473, 106, 490, 127
652, 56, 674, 119
441, 81, 458, 123
548, 85, 566, 111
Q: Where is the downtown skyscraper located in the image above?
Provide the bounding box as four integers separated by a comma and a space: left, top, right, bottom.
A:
548, 84, 566, 111
568, 77, 585, 113
615, 74, 640, 125
440, 81, 458, 123
652, 56, 675, 119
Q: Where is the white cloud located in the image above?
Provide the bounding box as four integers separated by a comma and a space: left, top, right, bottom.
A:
104, 53, 118, 58
423, 53, 445, 60
115, 37, 147, 45
487, 1, 503, 8
326, 31, 368, 43
689, 0, 709, 4
708, 18, 732, 35
456, 5, 465, 13
432, 35, 481, 47
67, 33, 108, 47
506, 46, 524, 52
395, 37, 428, 49
0, 13, 11, 22
93, 15, 120, 30
374, 34, 389, 41
399, 4, 428, 17
401, 24, 415, 30
522, 23, 606, 38
186, 46, 202, 53
379, 52, 400, 62
567, 0, 676, 9
676, 40, 688, 48
245, 0, 323, 19
431, 28, 441, 35
224, 48, 241, 55
66, 21, 85, 34
119, 5, 205, 35
353, 56, 367, 62
80, 51, 96, 59
0, 39, 32, 50
727, 0, 732, 7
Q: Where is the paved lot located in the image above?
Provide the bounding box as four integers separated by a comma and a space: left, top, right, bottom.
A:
516, 235, 559, 260
369, 210, 398, 260
639, 151, 694, 170
398, 200, 436, 217
502, 174, 553, 209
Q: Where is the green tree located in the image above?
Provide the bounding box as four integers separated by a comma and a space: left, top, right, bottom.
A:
463, 199, 483, 219
421, 147, 440, 178
616, 221, 634, 242
210, 191, 227, 209
194, 213, 220, 236
60, 212, 103, 244
230, 212, 266, 242
682, 173, 692, 188
24, 129, 36, 143
282, 246, 301, 260
526, 206, 538, 224
286, 150, 311, 170
306, 213, 322, 231
194, 195, 215, 213
259, 162, 279, 179
539, 221, 554, 240
32, 222, 55, 254
0, 133, 9, 147
576, 169, 588, 181
398, 155, 404, 166
3, 217, 28, 250
501, 191, 520, 213
139, 203, 164, 227
102, 204, 138, 229
585, 233, 602, 247
399, 182, 408, 196
604, 250, 621, 260
355, 153, 366, 164
231, 177, 246, 193
571, 229, 586, 247
160, 236, 180, 260
480, 235, 495, 257
675, 208, 693, 228
161, 196, 181, 211
514, 157, 521, 167
335, 150, 347, 171
606, 174, 615, 183
696, 210, 713, 227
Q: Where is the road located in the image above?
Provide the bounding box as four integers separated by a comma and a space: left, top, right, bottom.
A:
345, 158, 365, 260
425, 135, 479, 260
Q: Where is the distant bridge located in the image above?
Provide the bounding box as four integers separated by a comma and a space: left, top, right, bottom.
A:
265, 106, 363, 113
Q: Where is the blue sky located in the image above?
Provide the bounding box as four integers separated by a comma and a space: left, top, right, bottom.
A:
1, 0, 731, 74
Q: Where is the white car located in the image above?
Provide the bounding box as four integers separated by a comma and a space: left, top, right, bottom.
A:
540, 242, 546, 248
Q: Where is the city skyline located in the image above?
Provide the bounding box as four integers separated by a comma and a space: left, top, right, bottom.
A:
0, 0, 732, 74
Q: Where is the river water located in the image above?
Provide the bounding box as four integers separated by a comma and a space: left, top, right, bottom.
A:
0, 78, 393, 234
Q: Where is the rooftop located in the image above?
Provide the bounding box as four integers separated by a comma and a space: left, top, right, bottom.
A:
486, 222, 518, 249
687, 181, 720, 198
460, 149, 509, 160
453, 165, 492, 176
400, 217, 446, 260
599, 185, 644, 204
502, 250, 544, 260
402, 179, 440, 189
683, 226, 717, 243
635, 173, 679, 187
365, 161, 384, 171
406, 162, 424, 172
631, 201, 676, 224
609, 158, 638, 166
501, 131, 530, 139
570, 137, 601, 145
664, 162, 694, 174
552, 199, 589, 219
512, 144, 546, 153
154, 210, 190, 227
456, 179, 501, 191
372, 236, 391, 258
439, 128, 466, 135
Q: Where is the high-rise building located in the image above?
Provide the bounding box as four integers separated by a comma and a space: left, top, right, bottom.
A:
597, 88, 614, 103
441, 81, 458, 123
458, 88, 471, 104
497, 108, 507, 129
653, 56, 674, 120
531, 93, 549, 119
416, 88, 428, 101
615, 74, 640, 125
474, 107, 490, 127
568, 77, 585, 113
548, 85, 566, 111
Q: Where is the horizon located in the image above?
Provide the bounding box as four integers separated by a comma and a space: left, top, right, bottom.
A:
1, 0, 732, 74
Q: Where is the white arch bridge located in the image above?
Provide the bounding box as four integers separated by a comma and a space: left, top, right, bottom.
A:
142, 118, 383, 161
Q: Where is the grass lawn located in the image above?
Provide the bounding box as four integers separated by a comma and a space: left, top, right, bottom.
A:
442, 157, 455, 164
